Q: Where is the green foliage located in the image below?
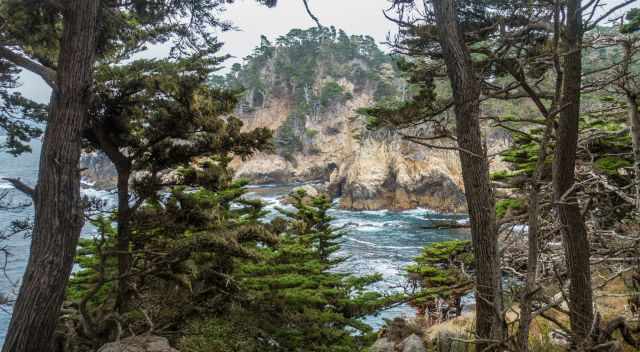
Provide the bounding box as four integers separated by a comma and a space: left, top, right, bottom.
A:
178, 313, 260, 352
320, 81, 351, 108
274, 112, 305, 162
496, 198, 526, 219
406, 240, 473, 315
358, 58, 441, 130
69, 181, 278, 334
305, 128, 319, 139
67, 52, 275, 349
622, 8, 640, 34
594, 156, 632, 175
0, 59, 47, 156
491, 169, 526, 181
211, 27, 402, 161
216, 190, 398, 351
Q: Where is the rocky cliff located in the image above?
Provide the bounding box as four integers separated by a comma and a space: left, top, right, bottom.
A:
224, 27, 468, 212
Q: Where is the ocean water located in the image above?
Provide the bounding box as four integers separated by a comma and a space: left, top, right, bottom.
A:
0, 141, 470, 342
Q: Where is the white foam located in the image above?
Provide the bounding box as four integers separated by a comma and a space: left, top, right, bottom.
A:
360, 209, 390, 216
80, 178, 96, 187
456, 218, 470, 225
401, 207, 439, 219
343, 237, 424, 250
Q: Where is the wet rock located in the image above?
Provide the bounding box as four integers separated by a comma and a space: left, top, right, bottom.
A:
97, 335, 179, 352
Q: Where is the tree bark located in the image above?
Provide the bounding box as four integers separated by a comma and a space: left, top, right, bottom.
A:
625, 93, 640, 210
620, 41, 640, 210
2, 1, 99, 351
552, 0, 594, 347
517, 121, 552, 352
94, 126, 132, 312
115, 166, 131, 312
432, 0, 503, 350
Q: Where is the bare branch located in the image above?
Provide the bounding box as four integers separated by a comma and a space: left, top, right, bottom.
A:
302, 0, 322, 29
0, 46, 57, 91
586, 0, 638, 30
2, 178, 35, 198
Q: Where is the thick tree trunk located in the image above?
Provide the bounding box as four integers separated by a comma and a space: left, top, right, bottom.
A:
1, 2, 99, 351
553, 0, 594, 347
432, 0, 503, 350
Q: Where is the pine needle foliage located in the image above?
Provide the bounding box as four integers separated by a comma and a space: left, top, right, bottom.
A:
180, 190, 402, 352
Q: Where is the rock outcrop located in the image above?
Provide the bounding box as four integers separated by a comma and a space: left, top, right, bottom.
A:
97, 335, 179, 352
372, 318, 427, 352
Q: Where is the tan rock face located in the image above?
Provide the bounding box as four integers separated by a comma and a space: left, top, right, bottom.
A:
332, 139, 466, 212
232, 85, 468, 212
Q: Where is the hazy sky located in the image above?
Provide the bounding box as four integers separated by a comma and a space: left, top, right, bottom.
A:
17, 0, 396, 103
14, 0, 633, 103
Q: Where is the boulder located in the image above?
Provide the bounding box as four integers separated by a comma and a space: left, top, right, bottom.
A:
369, 337, 395, 352
292, 184, 320, 198
281, 184, 330, 205
97, 335, 179, 352
400, 334, 427, 352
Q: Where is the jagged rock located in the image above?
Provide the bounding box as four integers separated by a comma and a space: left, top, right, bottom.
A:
400, 334, 427, 352
97, 335, 179, 352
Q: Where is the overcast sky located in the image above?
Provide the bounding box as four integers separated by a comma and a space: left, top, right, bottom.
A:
17, 0, 396, 103
15, 0, 633, 103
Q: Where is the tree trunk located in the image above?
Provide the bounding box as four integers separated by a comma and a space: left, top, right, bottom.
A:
432, 0, 503, 350
553, 0, 594, 347
626, 94, 640, 210
93, 126, 133, 312
2, 1, 99, 351
115, 167, 131, 312
621, 41, 640, 210
517, 121, 553, 352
